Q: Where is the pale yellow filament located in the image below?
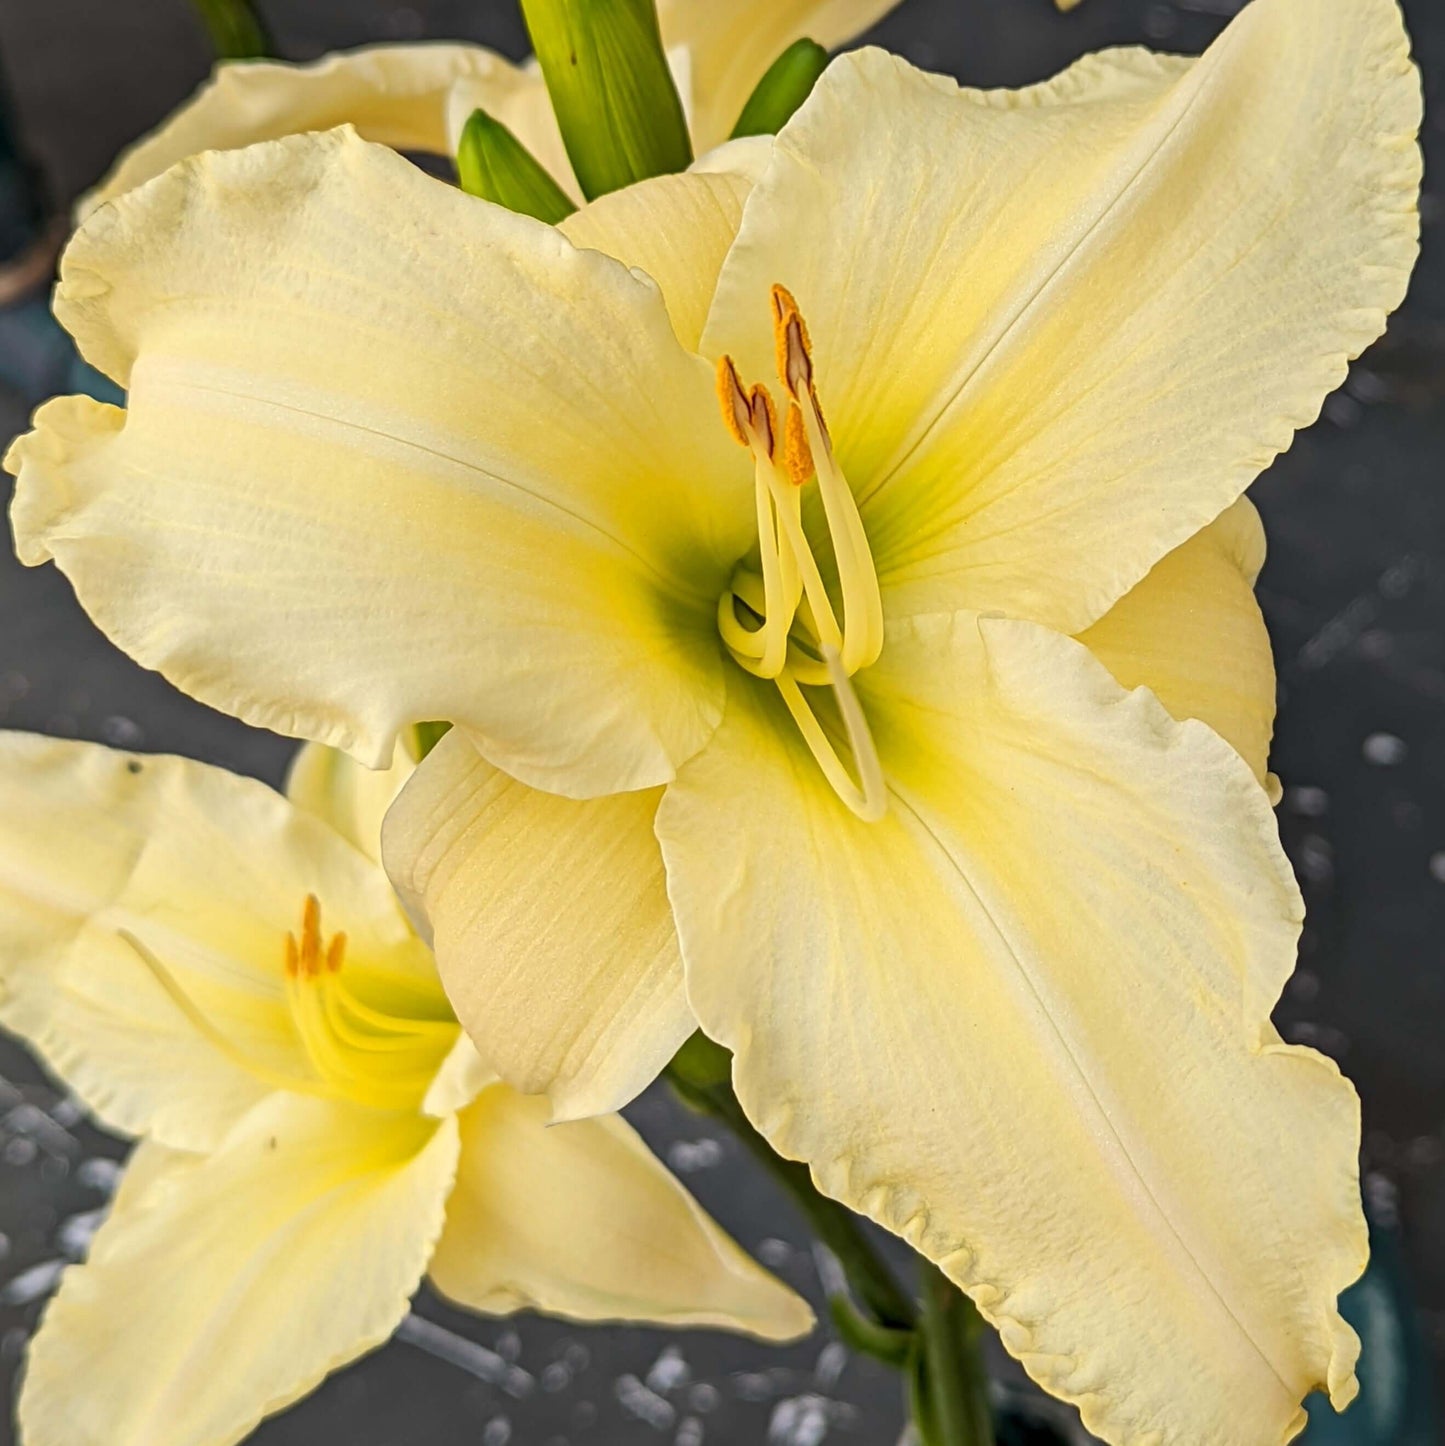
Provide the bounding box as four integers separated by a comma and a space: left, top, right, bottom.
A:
713, 288, 890, 823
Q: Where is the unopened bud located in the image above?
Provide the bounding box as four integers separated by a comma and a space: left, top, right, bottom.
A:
730, 38, 829, 139
519, 0, 692, 200
456, 109, 576, 225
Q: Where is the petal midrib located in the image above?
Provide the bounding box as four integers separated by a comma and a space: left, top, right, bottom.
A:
856, 27, 1236, 510
886, 781, 1298, 1402
149, 372, 716, 608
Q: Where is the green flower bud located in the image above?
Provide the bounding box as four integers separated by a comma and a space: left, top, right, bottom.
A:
456, 110, 577, 225
730, 38, 829, 139
519, 0, 692, 201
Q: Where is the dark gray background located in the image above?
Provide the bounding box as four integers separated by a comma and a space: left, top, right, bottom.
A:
0, 1, 1439, 1442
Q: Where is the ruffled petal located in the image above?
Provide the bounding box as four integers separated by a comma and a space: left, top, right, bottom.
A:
383, 729, 691, 1121
703, 0, 1420, 634
429, 1082, 812, 1340
1079, 498, 1275, 785
85, 44, 533, 214
8, 129, 752, 793
0, 733, 428, 1151
20, 1093, 459, 1446
657, 617, 1364, 1446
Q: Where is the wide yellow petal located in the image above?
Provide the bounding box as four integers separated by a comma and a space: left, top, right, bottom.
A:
429, 1082, 812, 1340
285, 739, 417, 867
703, 0, 1420, 634
20, 1093, 460, 1446
657, 0, 902, 151
84, 44, 531, 215
383, 728, 691, 1121
560, 169, 752, 353
1079, 497, 1275, 785
656, 618, 1364, 1446
0, 733, 430, 1151
8, 129, 752, 793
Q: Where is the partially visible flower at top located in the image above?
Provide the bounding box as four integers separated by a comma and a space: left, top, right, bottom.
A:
4, 0, 1423, 1441
79, 0, 903, 216
0, 733, 809, 1446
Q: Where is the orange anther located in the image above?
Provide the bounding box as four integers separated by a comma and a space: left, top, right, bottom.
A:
299, 895, 322, 976
783, 402, 814, 487
748, 384, 778, 460
284, 933, 300, 980
716, 356, 752, 448
769, 283, 814, 400
326, 933, 347, 974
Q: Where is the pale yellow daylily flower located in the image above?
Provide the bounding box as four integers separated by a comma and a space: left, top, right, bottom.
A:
80, 0, 902, 215
0, 733, 810, 1446
4, 0, 1422, 1440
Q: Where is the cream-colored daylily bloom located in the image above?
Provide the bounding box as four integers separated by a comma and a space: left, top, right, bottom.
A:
5, 0, 1422, 1440
0, 733, 809, 1446
81, 0, 902, 215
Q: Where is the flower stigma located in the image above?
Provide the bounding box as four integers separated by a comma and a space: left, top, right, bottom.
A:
715, 285, 887, 823
119, 894, 457, 1111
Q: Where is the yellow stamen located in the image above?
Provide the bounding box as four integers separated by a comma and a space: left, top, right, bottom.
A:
713, 288, 889, 822
121, 929, 327, 1098
122, 896, 456, 1113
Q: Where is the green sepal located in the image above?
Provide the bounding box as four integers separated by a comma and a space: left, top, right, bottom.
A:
188, 0, 270, 60
730, 38, 829, 139
665, 1029, 734, 1095
456, 109, 577, 225
410, 721, 453, 761
519, 0, 692, 200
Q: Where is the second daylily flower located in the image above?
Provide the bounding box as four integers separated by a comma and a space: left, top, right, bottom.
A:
80, 0, 902, 214
0, 734, 808, 1446
5, 0, 1423, 1441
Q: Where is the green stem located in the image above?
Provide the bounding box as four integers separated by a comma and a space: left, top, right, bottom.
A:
663, 1046, 915, 1332
915, 1265, 994, 1446
664, 1035, 995, 1444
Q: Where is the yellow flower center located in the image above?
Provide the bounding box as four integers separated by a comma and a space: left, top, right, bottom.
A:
121, 895, 457, 1112
715, 285, 887, 822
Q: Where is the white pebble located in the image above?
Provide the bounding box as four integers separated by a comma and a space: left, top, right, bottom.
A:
0, 1259, 64, 1305
1362, 732, 1408, 766
646, 1346, 691, 1394
615, 1374, 676, 1430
